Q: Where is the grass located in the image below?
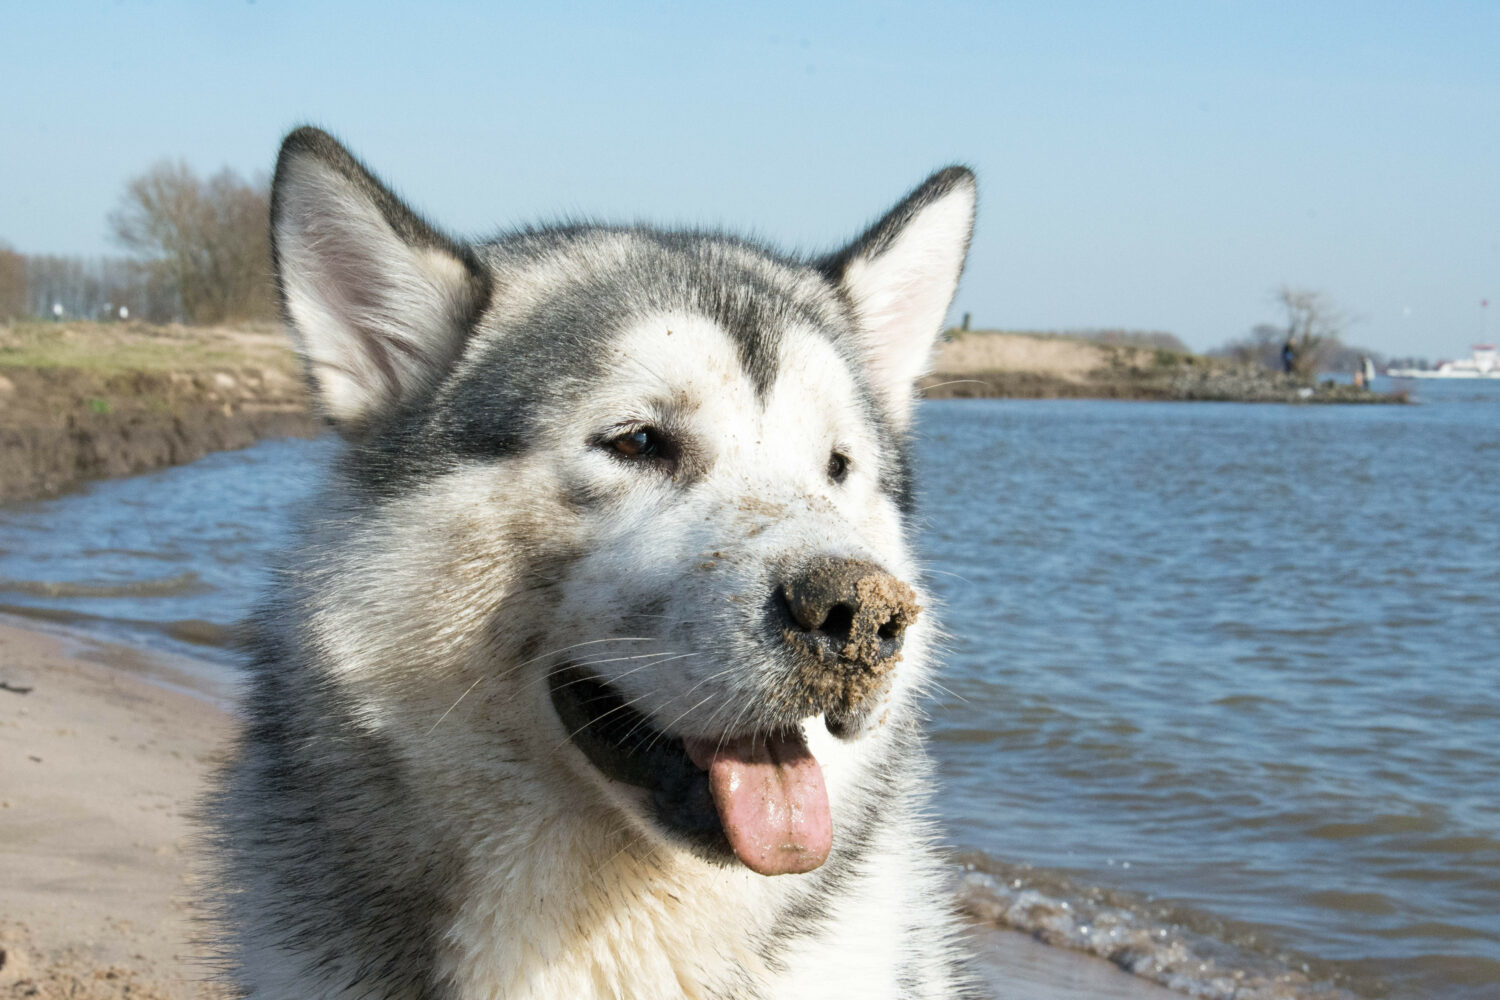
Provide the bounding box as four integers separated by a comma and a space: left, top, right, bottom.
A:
0, 320, 297, 374
943, 327, 1084, 342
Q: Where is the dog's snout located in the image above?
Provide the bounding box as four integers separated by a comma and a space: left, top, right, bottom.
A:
777, 557, 919, 671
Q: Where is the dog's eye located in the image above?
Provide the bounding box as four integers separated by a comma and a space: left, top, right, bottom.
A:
608, 427, 672, 462
827, 451, 850, 484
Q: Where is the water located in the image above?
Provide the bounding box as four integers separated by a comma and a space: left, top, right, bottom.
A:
0, 437, 337, 680
921, 384, 1500, 999
3, 383, 1497, 999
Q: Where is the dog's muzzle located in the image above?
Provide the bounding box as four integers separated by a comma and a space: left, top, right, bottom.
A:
548, 557, 921, 876
772, 556, 920, 734
548, 666, 727, 850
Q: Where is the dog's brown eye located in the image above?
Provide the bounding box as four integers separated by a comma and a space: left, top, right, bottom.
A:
827, 451, 850, 484
609, 427, 670, 462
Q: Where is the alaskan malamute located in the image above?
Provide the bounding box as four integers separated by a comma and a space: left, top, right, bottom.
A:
214, 127, 979, 999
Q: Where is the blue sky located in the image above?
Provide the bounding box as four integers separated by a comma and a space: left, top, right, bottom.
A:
4, 1, 1497, 358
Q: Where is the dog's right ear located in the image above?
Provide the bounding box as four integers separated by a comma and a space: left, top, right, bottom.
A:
820, 167, 975, 431
270, 127, 489, 437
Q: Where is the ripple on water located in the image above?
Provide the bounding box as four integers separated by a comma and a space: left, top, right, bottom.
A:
922, 395, 1500, 999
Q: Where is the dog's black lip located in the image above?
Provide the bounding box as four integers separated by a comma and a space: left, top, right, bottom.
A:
547, 665, 731, 855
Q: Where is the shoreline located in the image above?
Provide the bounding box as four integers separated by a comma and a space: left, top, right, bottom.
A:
1, 321, 1400, 505
921, 330, 1405, 404
0, 321, 320, 503
0, 616, 1184, 1000
919, 369, 1402, 403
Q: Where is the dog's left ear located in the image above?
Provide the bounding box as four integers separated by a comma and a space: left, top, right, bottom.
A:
821, 167, 975, 428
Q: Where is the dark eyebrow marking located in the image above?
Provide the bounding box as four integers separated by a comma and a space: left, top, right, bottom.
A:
714, 302, 782, 401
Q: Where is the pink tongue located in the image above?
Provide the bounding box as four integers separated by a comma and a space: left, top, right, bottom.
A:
684, 732, 832, 876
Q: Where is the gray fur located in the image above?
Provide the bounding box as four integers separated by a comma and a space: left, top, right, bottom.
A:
213, 127, 979, 999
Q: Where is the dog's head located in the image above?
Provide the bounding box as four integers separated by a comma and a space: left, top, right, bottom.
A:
270, 128, 974, 877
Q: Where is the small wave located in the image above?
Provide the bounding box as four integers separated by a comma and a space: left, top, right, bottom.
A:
955, 853, 1372, 999
0, 572, 208, 599
0, 604, 239, 651
79, 546, 185, 563
164, 618, 236, 648
1306, 813, 1444, 840
1301, 890, 1397, 916
1212, 693, 1281, 710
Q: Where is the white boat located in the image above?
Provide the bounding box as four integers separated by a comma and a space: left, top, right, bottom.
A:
1387, 344, 1500, 379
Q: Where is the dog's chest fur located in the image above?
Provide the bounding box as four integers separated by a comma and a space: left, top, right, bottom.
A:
441, 817, 947, 999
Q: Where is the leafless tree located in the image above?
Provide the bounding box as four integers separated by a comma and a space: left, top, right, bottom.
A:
109, 161, 275, 324
1212, 322, 1287, 370
1211, 287, 1353, 377
11, 252, 181, 322
0, 242, 26, 321
1274, 285, 1348, 376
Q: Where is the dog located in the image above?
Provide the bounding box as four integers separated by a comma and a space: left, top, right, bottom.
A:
212, 126, 980, 1000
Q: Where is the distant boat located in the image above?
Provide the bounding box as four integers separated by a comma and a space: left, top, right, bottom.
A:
1387, 344, 1500, 379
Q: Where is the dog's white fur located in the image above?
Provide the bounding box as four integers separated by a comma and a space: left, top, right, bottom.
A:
215, 128, 980, 1000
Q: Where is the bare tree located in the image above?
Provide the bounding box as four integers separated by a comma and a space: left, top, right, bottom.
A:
11, 251, 179, 322
109, 161, 275, 324
0, 242, 26, 321
1275, 285, 1347, 377
1212, 287, 1353, 377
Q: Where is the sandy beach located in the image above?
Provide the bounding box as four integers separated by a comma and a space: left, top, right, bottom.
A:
0, 621, 230, 1000
0, 617, 1182, 1000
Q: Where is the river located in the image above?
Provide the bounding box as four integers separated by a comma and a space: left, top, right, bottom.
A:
3, 379, 1496, 999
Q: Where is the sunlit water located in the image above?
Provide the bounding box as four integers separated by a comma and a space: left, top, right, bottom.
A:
3, 379, 1496, 999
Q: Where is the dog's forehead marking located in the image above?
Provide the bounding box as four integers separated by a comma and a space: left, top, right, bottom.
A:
602, 313, 863, 452
602, 312, 762, 420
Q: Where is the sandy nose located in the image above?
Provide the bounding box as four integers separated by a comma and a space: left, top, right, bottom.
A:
778, 556, 919, 669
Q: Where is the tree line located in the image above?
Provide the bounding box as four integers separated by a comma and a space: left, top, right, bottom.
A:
0, 162, 276, 324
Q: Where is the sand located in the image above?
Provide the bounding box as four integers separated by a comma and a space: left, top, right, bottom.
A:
0, 622, 230, 1000
932, 331, 1117, 383
0, 617, 1182, 1000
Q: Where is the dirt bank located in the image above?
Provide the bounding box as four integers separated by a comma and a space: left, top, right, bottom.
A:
922, 330, 1403, 405
0, 322, 319, 503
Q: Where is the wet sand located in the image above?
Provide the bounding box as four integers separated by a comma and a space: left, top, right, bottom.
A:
0, 618, 1181, 999
972, 928, 1186, 1000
